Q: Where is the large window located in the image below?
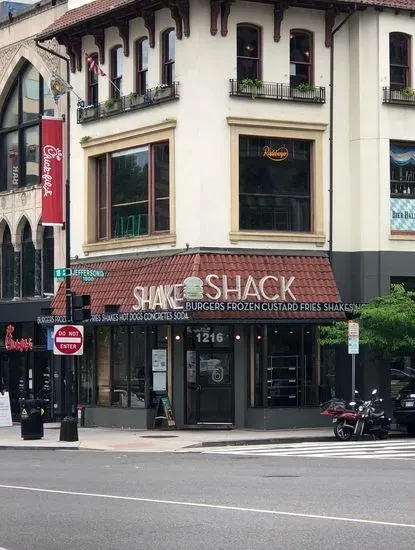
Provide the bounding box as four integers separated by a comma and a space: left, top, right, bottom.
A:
162, 29, 175, 86
110, 46, 123, 98
239, 135, 311, 232
87, 52, 99, 106
390, 32, 411, 90
290, 30, 313, 87
0, 63, 54, 190
21, 221, 35, 298
136, 38, 148, 95
237, 25, 261, 81
42, 226, 54, 294
97, 141, 170, 240
1, 225, 14, 299
390, 141, 415, 233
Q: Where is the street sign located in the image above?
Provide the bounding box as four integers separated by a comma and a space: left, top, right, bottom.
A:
348, 321, 359, 338
53, 325, 84, 356
348, 336, 359, 354
54, 267, 107, 283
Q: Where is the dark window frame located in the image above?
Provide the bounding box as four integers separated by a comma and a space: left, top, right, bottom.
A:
390, 32, 411, 90
236, 23, 262, 81
110, 45, 123, 99
135, 37, 149, 95
161, 28, 175, 86
238, 134, 313, 233
96, 140, 170, 241
0, 62, 49, 191
21, 220, 35, 298
1, 225, 14, 300
42, 226, 54, 295
290, 29, 314, 87
87, 52, 99, 106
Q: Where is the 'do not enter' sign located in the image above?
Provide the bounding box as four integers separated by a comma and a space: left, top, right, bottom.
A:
53, 325, 84, 356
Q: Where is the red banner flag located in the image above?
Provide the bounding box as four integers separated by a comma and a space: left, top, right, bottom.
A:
41, 117, 64, 226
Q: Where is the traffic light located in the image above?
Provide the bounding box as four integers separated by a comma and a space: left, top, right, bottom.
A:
72, 293, 91, 322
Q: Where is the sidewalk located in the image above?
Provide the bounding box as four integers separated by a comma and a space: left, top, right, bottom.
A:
0, 423, 408, 452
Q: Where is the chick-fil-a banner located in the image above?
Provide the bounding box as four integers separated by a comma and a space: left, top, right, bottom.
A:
41, 117, 64, 225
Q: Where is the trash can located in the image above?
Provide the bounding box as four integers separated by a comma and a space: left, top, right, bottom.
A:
20, 399, 45, 440
60, 416, 79, 442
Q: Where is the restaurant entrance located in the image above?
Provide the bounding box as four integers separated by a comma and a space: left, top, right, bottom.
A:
185, 325, 234, 425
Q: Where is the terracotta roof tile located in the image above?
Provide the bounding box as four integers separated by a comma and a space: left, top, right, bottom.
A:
52, 253, 344, 321
38, 0, 415, 40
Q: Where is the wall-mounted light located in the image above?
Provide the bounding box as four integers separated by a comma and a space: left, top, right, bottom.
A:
235, 334, 241, 340
175, 334, 181, 341
257, 335, 262, 340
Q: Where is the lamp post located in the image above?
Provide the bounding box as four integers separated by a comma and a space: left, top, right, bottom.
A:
36, 40, 73, 417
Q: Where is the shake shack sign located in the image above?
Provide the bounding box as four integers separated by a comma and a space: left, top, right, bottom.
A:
133, 274, 296, 311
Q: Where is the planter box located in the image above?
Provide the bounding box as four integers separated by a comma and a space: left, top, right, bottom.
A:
80, 106, 97, 121
128, 95, 145, 108
102, 99, 122, 115
390, 90, 415, 102
238, 84, 262, 98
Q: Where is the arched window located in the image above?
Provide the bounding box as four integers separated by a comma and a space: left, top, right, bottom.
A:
1, 226, 14, 300
390, 33, 411, 90
110, 46, 123, 98
136, 38, 148, 95
237, 25, 261, 81
162, 29, 175, 86
0, 62, 54, 191
290, 30, 313, 87
87, 52, 99, 106
21, 221, 35, 298
42, 226, 54, 295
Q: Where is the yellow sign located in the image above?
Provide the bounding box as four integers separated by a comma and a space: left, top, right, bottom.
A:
262, 145, 289, 162
41, 408, 45, 416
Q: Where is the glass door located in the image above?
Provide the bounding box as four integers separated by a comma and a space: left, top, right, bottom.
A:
197, 351, 233, 424
185, 325, 234, 425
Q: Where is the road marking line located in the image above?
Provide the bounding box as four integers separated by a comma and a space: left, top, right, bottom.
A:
0, 484, 414, 530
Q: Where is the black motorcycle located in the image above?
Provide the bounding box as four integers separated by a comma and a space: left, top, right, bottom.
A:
353, 389, 391, 440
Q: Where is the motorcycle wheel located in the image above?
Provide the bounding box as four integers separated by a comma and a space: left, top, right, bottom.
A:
334, 421, 353, 441
378, 430, 389, 440
355, 419, 365, 439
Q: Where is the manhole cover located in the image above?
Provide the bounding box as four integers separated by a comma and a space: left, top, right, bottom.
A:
140, 435, 179, 439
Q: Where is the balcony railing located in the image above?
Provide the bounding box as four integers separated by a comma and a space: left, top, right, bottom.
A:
383, 87, 415, 106
77, 82, 179, 123
230, 79, 326, 104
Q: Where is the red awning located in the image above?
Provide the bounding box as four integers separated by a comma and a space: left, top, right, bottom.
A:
52, 253, 344, 321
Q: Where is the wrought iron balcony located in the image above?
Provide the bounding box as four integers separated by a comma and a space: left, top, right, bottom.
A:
77, 82, 179, 123
229, 80, 326, 104
383, 87, 415, 106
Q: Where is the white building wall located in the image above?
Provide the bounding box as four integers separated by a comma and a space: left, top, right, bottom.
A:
67, 0, 415, 259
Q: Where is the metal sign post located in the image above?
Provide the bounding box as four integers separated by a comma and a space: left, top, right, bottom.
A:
348, 320, 359, 400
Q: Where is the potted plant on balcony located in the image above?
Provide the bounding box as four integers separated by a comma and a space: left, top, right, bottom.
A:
128, 91, 143, 108
238, 78, 263, 99
154, 83, 171, 100
79, 104, 98, 122
390, 86, 415, 102
103, 97, 122, 114
292, 82, 316, 99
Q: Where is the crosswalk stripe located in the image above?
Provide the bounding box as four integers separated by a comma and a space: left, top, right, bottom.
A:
198, 439, 415, 461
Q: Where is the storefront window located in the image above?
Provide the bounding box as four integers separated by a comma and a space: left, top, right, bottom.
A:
248, 325, 321, 408
78, 326, 94, 405
130, 326, 146, 407
390, 144, 415, 233
112, 326, 129, 407
239, 136, 311, 232
96, 327, 110, 405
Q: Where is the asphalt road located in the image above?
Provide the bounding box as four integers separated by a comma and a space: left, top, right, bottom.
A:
0, 448, 414, 550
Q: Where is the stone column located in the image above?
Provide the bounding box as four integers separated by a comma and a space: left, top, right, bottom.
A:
13, 251, 21, 299
34, 249, 42, 297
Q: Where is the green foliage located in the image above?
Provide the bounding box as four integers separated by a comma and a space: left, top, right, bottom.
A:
296, 83, 315, 93
319, 284, 415, 357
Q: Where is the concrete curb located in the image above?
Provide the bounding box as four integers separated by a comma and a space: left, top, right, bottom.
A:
191, 431, 410, 448
0, 445, 79, 450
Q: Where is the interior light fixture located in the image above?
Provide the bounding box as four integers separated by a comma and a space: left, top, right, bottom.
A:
244, 43, 255, 53
175, 334, 181, 341
235, 334, 241, 340
257, 335, 262, 340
